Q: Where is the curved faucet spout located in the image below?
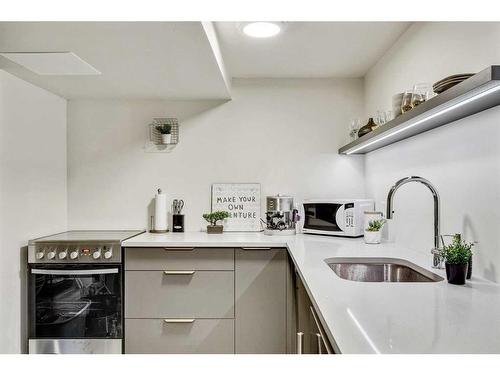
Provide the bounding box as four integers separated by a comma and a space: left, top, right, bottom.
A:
386, 176, 441, 256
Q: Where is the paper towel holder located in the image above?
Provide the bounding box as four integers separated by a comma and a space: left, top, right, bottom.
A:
150, 188, 169, 233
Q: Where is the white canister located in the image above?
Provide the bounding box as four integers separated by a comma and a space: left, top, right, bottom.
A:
364, 230, 382, 244
364, 211, 383, 244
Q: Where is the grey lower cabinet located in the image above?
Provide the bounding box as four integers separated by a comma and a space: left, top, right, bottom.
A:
124, 246, 291, 354
295, 272, 335, 354
235, 247, 290, 354
124, 247, 235, 354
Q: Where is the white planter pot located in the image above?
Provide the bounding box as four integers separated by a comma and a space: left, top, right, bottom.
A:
364, 230, 382, 244
161, 133, 172, 144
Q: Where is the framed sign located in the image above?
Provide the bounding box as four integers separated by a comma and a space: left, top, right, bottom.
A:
211, 183, 261, 232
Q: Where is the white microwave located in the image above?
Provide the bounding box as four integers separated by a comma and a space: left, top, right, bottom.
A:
302, 199, 375, 237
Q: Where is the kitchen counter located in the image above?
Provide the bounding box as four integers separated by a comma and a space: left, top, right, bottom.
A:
124, 232, 500, 354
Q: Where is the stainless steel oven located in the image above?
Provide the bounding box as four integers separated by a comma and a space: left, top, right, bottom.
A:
28, 230, 143, 354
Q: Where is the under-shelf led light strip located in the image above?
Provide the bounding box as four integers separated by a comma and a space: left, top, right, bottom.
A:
345, 83, 500, 154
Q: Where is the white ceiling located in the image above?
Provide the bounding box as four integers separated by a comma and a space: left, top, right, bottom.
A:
0, 22, 411, 100
215, 22, 411, 78
0, 22, 231, 99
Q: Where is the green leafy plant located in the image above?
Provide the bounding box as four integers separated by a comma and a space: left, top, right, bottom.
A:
202, 211, 230, 226
155, 124, 172, 134
366, 219, 386, 232
443, 234, 473, 265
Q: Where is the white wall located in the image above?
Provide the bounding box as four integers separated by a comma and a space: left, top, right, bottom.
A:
364, 22, 500, 282
0, 70, 67, 353
67, 79, 366, 231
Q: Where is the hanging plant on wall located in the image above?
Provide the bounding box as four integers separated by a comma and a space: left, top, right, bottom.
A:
145, 118, 179, 153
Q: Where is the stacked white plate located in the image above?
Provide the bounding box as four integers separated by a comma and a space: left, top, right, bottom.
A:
433, 73, 474, 94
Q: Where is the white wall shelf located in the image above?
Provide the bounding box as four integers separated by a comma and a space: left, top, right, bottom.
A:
339, 65, 500, 155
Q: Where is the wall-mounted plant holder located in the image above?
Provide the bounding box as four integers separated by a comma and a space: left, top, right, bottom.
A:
144, 117, 179, 153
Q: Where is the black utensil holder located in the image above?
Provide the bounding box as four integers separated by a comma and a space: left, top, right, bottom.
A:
172, 214, 185, 232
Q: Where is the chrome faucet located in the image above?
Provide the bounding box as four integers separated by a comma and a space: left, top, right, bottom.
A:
386, 176, 443, 269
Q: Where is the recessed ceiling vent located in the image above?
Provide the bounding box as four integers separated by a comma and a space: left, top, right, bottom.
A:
0, 52, 101, 75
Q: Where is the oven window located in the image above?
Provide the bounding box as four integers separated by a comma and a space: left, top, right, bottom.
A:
29, 265, 122, 339
303, 203, 342, 231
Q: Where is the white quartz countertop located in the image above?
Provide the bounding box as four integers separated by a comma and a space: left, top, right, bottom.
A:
123, 232, 500, 354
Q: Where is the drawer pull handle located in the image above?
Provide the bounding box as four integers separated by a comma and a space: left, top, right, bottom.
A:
297, 332, 304, 354
241, 247, 272, 250
163, 270, 195, 275
316, 333, 323, 354
164, 247, 195, 251
309, 306, 333, 354
163, 319, 195, 323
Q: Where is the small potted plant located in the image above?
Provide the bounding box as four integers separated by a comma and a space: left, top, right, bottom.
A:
443, 234, 473, 285
202, 211, 230, 234
364, 219, 386, 244
155, 124, 172, 144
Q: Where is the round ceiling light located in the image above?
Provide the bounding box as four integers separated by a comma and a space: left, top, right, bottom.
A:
242, 22, 281, 38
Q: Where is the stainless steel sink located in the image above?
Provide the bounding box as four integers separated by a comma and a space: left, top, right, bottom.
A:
325, 257, 443, 283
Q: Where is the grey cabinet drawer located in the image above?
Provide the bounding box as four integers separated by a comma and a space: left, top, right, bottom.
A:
125, 270, 234, 318
125, 318, 234, 354
125, 247, 234, 270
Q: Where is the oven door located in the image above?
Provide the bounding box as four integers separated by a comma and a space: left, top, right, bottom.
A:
29, 264, 122, 353
302, 203, 347, 234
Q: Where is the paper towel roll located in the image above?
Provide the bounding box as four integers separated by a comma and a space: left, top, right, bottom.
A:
154, 189, 168, 231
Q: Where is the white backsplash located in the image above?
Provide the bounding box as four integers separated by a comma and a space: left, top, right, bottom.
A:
67, 79, 366, 232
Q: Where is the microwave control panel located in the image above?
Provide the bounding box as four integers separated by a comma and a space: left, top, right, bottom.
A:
343, 203, 355, 228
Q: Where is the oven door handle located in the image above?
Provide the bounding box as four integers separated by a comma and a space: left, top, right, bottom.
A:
31, 268, 119, 275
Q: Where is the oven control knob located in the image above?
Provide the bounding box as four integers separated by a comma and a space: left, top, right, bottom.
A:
70, 251, 79, 260
104, 249, 113, 259
47, 250, 56, 260
92, 250, 101, 259
58, 251, 67, 260
36, 251, 45, 260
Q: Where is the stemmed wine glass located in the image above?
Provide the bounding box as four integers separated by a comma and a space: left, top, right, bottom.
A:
401, 91, 413, 113
411, 83, 431, 108
349, 119, 361, 141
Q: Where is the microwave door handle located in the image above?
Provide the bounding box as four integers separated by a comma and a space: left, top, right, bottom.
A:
336, 204, 346, 232
31, 268, 119, 275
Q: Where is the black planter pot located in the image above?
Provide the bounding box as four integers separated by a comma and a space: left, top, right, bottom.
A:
445, 262, 468, 285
